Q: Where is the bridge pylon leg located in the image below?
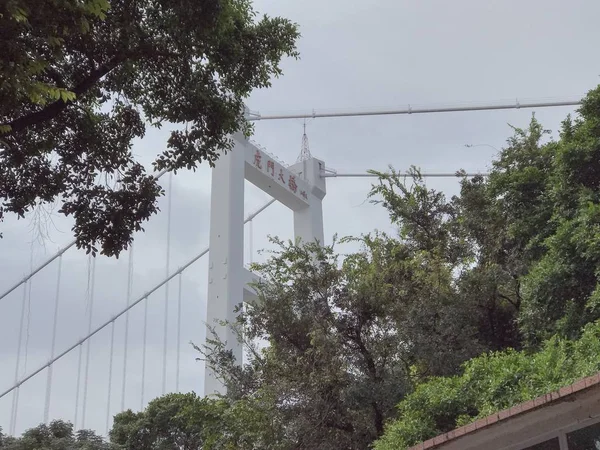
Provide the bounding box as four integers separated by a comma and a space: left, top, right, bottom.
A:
205, 135, 246, 397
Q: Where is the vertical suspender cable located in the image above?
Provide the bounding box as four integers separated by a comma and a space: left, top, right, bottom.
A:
140, 295, 149, 410
22, 260, 33, 376
74, 255, 92, 429
74, 344, 83, 429
140, 297, 148, 411
81, 256, 97, 428
21, 244, 34, 407
121, 246, 134, 411
176, 273, 182, 393
14, 245, 34, 434
44, 255, 63, 424
249, 220, 254, 264
247, 220, 254, 367
162, 173, 173, 395
105, 321, 116, 434
10, 282, 28, 436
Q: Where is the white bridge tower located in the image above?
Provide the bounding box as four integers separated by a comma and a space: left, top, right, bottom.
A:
205, 125, 326, 396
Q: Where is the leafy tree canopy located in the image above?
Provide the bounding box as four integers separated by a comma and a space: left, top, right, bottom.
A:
0, 0, 299, 256
370, 84, 600, 346
110, 392, 282, 450
200, 235, 487, 449
0, 420, 114, 449
373, 319, 600, 450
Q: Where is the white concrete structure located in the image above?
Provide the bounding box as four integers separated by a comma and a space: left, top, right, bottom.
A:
205, 131, 326, 396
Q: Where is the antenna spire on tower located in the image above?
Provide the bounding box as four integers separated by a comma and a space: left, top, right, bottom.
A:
296, 120, 312, 162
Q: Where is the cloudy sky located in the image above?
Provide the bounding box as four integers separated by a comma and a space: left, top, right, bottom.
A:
1, 0, 600, 438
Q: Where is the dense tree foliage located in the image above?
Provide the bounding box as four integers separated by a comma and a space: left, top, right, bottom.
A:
205, 239, 412, 449
110, 392, 282, 449
373, 320, 600, 450
371, 84, 600, 347
0, 420, 114, 449
1, 395, 280, 449
200, 85, 600, 449
0, 0, 298, 256
199, 235, 489, 449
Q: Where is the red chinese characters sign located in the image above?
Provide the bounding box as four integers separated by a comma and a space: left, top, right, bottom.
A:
253, 151, 262, 169
288, 175, 297, 193
249, 146, 309, 203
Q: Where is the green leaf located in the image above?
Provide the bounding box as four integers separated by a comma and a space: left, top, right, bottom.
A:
59, 89, 76, 102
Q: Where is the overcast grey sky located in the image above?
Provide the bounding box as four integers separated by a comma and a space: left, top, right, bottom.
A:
1, 0, 600, 438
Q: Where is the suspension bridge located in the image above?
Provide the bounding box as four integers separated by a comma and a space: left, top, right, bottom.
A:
0, 96, 583, 438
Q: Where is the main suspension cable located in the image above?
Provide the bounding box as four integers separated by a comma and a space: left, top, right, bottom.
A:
323, 172, 488, 178
0, 198, 277, 403
248, 96, 582, 121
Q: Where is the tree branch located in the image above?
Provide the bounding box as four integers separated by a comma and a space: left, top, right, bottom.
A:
498, 291, 519, 310
351, 320, 384, 434
4, 54, 128, 135
44, 67, 67, 89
